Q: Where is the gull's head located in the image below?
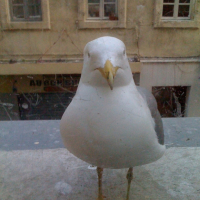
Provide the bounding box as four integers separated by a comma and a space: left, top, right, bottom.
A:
81, 36, 133, 90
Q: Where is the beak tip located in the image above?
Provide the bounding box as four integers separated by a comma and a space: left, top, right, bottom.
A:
101, 59, 119, 91
108, 83, 113, 90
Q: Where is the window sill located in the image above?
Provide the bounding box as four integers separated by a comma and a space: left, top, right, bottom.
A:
78, 20, 126, 29
1, 21, 51, 30
0, 0, 50, 30
154, 20, 198, 29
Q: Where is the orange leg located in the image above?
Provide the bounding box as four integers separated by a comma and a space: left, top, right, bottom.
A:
97, 167, 104, 200
126, 167, 133, 200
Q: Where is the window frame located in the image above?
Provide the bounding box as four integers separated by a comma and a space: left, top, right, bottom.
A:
78, 0, 126, 29
9, 0, 42, 22
154, 0, 199, 28
162, 0, 192, 20
0, 0, 50, 30
87, 0, 118, 20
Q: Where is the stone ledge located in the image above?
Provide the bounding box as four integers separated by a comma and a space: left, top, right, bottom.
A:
0, 118, 200, 151
0, 147, 199, 199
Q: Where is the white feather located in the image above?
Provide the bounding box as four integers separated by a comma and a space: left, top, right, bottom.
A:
60, 36, 165, 169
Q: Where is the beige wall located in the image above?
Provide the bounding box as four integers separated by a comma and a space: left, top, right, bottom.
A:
0, 0, 200, 117
140, 61, 200, 117
187, 66, 200, 117
0, 0, 200, 61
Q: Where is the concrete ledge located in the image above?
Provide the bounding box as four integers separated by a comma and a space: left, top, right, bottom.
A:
1, 118, 200, 151
0, 63, 83, 75
0, 62, 141, 75
0, 147, 199, 200
0, 118, 200, 199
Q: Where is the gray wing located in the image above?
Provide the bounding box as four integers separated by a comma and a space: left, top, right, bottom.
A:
136, 86, 164, 145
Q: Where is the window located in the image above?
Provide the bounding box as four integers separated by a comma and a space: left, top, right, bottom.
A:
9, 0, 42, 21
154, 0, 198, 28
88, 0, 118, 20
78, 0, 126, 29
0, 0, 50, 30
162, 0, 191, 19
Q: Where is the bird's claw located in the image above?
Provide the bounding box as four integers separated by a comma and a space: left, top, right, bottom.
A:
97, 195, 105, 200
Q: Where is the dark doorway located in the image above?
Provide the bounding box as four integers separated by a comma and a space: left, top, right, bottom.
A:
17, 92, 75, 120
152, 86, 189, 117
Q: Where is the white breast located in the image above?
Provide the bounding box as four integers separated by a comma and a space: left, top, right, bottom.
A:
60, 82, 165, 169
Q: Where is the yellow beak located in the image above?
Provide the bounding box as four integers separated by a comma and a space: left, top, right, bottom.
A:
98, 60, 119, 90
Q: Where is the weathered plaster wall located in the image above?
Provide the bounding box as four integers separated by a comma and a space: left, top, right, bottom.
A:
140, 62, 200, 117
0, 0, 199, 60
0, 0, 200, 117
187, 66, 200, 117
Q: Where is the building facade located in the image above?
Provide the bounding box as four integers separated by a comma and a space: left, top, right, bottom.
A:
0, 0, 200, 120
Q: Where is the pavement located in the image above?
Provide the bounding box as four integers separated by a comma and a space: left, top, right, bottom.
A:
0, 118, 200, 200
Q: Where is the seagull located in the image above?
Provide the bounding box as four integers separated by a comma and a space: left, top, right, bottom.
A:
60, 36, 165, 200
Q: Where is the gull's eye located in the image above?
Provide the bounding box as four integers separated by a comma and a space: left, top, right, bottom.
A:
88, 52, 90, 58
123, 50, 126, 56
